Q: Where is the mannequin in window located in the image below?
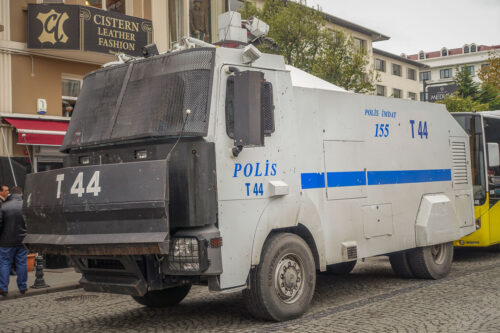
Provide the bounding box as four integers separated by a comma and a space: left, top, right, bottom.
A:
190, 0, 209, 41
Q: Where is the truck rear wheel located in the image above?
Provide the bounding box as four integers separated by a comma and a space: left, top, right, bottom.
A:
243, 233, 316, 321
324, 260, 356, 275
407, 242, 454, 280
132, 285, 191, 307
389, 251, 414, 278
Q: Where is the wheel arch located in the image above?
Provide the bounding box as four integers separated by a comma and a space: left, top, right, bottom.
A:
250, 196, 326, 271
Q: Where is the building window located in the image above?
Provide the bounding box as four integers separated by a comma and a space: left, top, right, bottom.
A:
85, 0, 125, 14
441, 48, 448, 56
464, 45, 470, 54
419, 51, 425, 60
169, 0, 185, 43
440, 68, 453, 79
471, 44, 477, 52
376, 85, 386, 96
407, 68, 416, 80
462, 65, 475, 76
354, 38, 366, 52
392, 63, 402, 76
393, 88, 402, 98
62, 77, 82, 117
408, 92, 417, 100
375, 59, 386, 72
190, 0, 211, 43
419, 71, 431, 81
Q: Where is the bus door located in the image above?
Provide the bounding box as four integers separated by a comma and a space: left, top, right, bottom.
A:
483, 116, 500, 243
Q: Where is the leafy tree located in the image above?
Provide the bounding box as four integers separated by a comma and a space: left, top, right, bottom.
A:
312, 30, 379, 93
477, 83, 500, 110
454, 66, 480, 98
437, 95, 489, 112
238, 0, 377, 93
479, 52, 500, 91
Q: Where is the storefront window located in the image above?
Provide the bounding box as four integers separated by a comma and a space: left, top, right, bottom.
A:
169, 0, 185, 44
85, 0, 125, 14
62, 77, 82, 117
189, 0, 211, 42
85, 0, 102, 8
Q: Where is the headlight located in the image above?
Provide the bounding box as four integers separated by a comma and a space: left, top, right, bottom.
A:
168, 237, 208, 273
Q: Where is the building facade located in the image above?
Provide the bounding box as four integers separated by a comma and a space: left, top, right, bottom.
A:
407, 44, 500, 102
373, 48, 427, 100
0, 0, 227, 187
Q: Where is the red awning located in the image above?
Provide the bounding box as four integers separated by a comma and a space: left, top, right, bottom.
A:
4, 117, 69, 146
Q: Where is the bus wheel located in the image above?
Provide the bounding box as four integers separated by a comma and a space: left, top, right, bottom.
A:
324, 260, 356, 275
243, 233, 316, 321
389, 251, 414, 278
132, 285, 191, 307
407, 242, 454, 280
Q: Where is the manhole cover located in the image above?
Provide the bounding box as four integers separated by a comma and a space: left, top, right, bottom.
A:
55, 295, 99, 302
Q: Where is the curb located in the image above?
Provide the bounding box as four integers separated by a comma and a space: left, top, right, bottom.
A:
1, 283, 82, 301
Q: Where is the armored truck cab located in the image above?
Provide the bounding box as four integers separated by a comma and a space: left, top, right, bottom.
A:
23, 45, 476, 321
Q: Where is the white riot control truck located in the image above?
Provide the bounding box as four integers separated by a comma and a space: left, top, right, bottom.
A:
23, 17, 475, 322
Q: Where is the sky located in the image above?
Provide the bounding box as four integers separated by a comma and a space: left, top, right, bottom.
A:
305, 0, 500, 56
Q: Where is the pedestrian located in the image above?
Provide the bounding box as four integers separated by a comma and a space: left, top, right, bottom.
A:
0, 187, 28, 297
0, 185, 8, 204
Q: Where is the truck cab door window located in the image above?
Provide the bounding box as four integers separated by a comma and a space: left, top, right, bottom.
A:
225, 73, 275, 140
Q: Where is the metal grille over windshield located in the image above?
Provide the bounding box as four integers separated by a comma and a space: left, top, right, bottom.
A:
62, 48, 215, 150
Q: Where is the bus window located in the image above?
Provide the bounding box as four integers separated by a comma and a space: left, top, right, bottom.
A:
484, 117, 500, 205
454, 114, 487, 205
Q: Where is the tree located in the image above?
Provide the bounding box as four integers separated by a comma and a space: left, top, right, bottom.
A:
238, 0, 377, 93
437, 95, 489, 112
454, 66, 480, 98
479, 52, 500, 91
312, 30, 379, 93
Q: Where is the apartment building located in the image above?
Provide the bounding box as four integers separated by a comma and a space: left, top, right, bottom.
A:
407, 44, 500, 102
373, 48, 427, 100
0, 0, 227, 187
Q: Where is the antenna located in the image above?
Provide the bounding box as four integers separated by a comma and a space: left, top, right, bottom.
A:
166, 109, 191, 163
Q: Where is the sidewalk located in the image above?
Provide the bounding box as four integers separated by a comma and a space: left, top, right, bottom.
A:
2, 267, 81, 301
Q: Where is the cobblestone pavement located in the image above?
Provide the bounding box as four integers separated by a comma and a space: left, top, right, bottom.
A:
1, 249, 499, 333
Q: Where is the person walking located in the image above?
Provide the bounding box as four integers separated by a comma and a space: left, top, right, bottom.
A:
0, 187, 27, 297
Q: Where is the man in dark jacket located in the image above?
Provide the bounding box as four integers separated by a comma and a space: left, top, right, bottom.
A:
0, 187, 27, 296
0, 185, 8, 204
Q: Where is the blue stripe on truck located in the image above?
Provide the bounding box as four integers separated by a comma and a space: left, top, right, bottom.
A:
327, 171, 366, 187
301, 173, 326, 189
301, 169, 452, 189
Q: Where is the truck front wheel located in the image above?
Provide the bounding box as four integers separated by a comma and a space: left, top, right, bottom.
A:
407, 242, 454, 279
243, 233, 316, 321
132, 284, 191, 307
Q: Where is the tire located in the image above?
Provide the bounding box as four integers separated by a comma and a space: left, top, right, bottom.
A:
132, 285, 191, 307
407, 242, 454, 280
243, 233, 316, 321
389, 251, 414, 278
324, 260, 356, 275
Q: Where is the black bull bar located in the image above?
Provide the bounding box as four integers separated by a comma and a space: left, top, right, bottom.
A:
23, 160, 170, 256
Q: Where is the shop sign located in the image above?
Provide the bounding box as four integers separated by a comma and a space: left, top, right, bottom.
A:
27, 4, 153, 57
427, 84, 458, 102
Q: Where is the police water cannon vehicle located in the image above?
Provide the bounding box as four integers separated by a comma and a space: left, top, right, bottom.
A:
23, 12, 476, 321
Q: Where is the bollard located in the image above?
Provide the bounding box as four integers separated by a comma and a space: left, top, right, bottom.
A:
31, 254, 50, 289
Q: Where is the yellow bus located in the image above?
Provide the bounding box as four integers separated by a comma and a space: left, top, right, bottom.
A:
453, 112, 500, 250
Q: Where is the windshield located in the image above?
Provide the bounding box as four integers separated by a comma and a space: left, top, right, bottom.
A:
62, 48, 215, 150
453, 114, 486, 204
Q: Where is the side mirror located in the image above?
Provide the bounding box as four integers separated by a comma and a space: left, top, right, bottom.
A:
232, 70, 265, 155
487, 142, 500, 168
